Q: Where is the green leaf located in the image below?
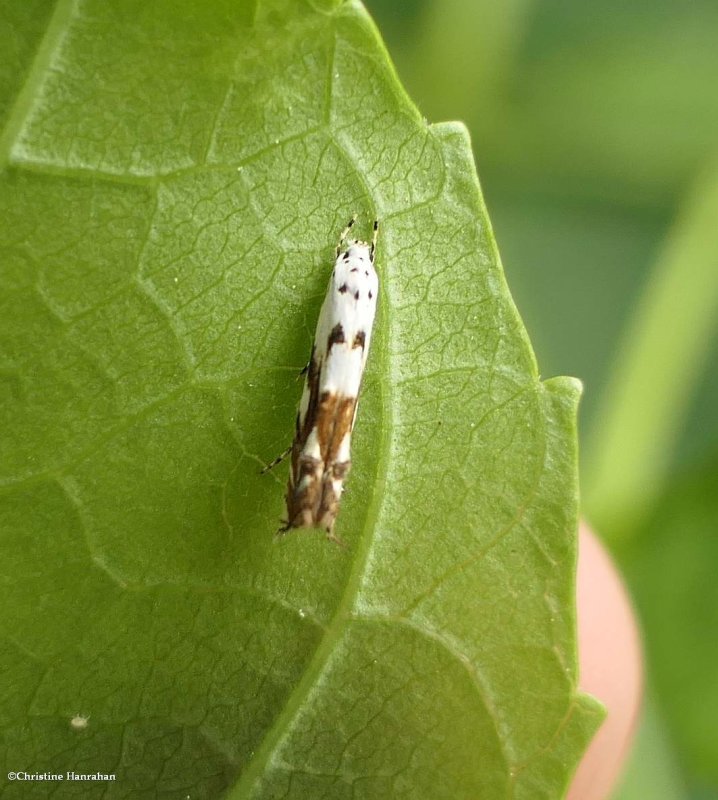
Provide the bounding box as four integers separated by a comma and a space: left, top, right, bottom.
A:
0, 0, 601, 796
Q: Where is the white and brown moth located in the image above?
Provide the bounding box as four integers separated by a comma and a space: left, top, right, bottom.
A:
265, 217, 379, 541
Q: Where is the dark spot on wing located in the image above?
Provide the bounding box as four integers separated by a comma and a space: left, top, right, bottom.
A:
354, 290, 360, 300
368, 290, 373, 299
343, 252, 350, 261
338, 283, 348, 294
353, 331, 365, 349
350, 267, 359, 273
328, 322, 345, 349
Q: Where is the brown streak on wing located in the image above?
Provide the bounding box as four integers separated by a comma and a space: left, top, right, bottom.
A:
284, 337, 357, 532
285, 391, 356, 533
284, 453, 323, 530
316, 392, 356, 533
284, 346, 324, 529
297, 346, 321, 446
316, 391, 356, 465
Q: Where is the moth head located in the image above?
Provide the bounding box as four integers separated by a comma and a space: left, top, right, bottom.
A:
343, 241, 374, 263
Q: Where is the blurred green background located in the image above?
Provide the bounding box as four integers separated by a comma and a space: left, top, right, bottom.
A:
363, 1, 718, 798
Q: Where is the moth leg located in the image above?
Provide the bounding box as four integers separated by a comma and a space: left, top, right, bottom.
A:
297, 360, 310, 379
326, 528, 348, 549
336, 215, 357, 258
260, 445, 292, 474
370, 218, 379, 262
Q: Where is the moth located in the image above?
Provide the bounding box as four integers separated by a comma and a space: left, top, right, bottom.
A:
265, 217, 379, 541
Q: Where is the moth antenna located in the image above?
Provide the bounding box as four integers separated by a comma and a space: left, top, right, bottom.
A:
336, 215, 357, 258
370, 219, 379, 261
